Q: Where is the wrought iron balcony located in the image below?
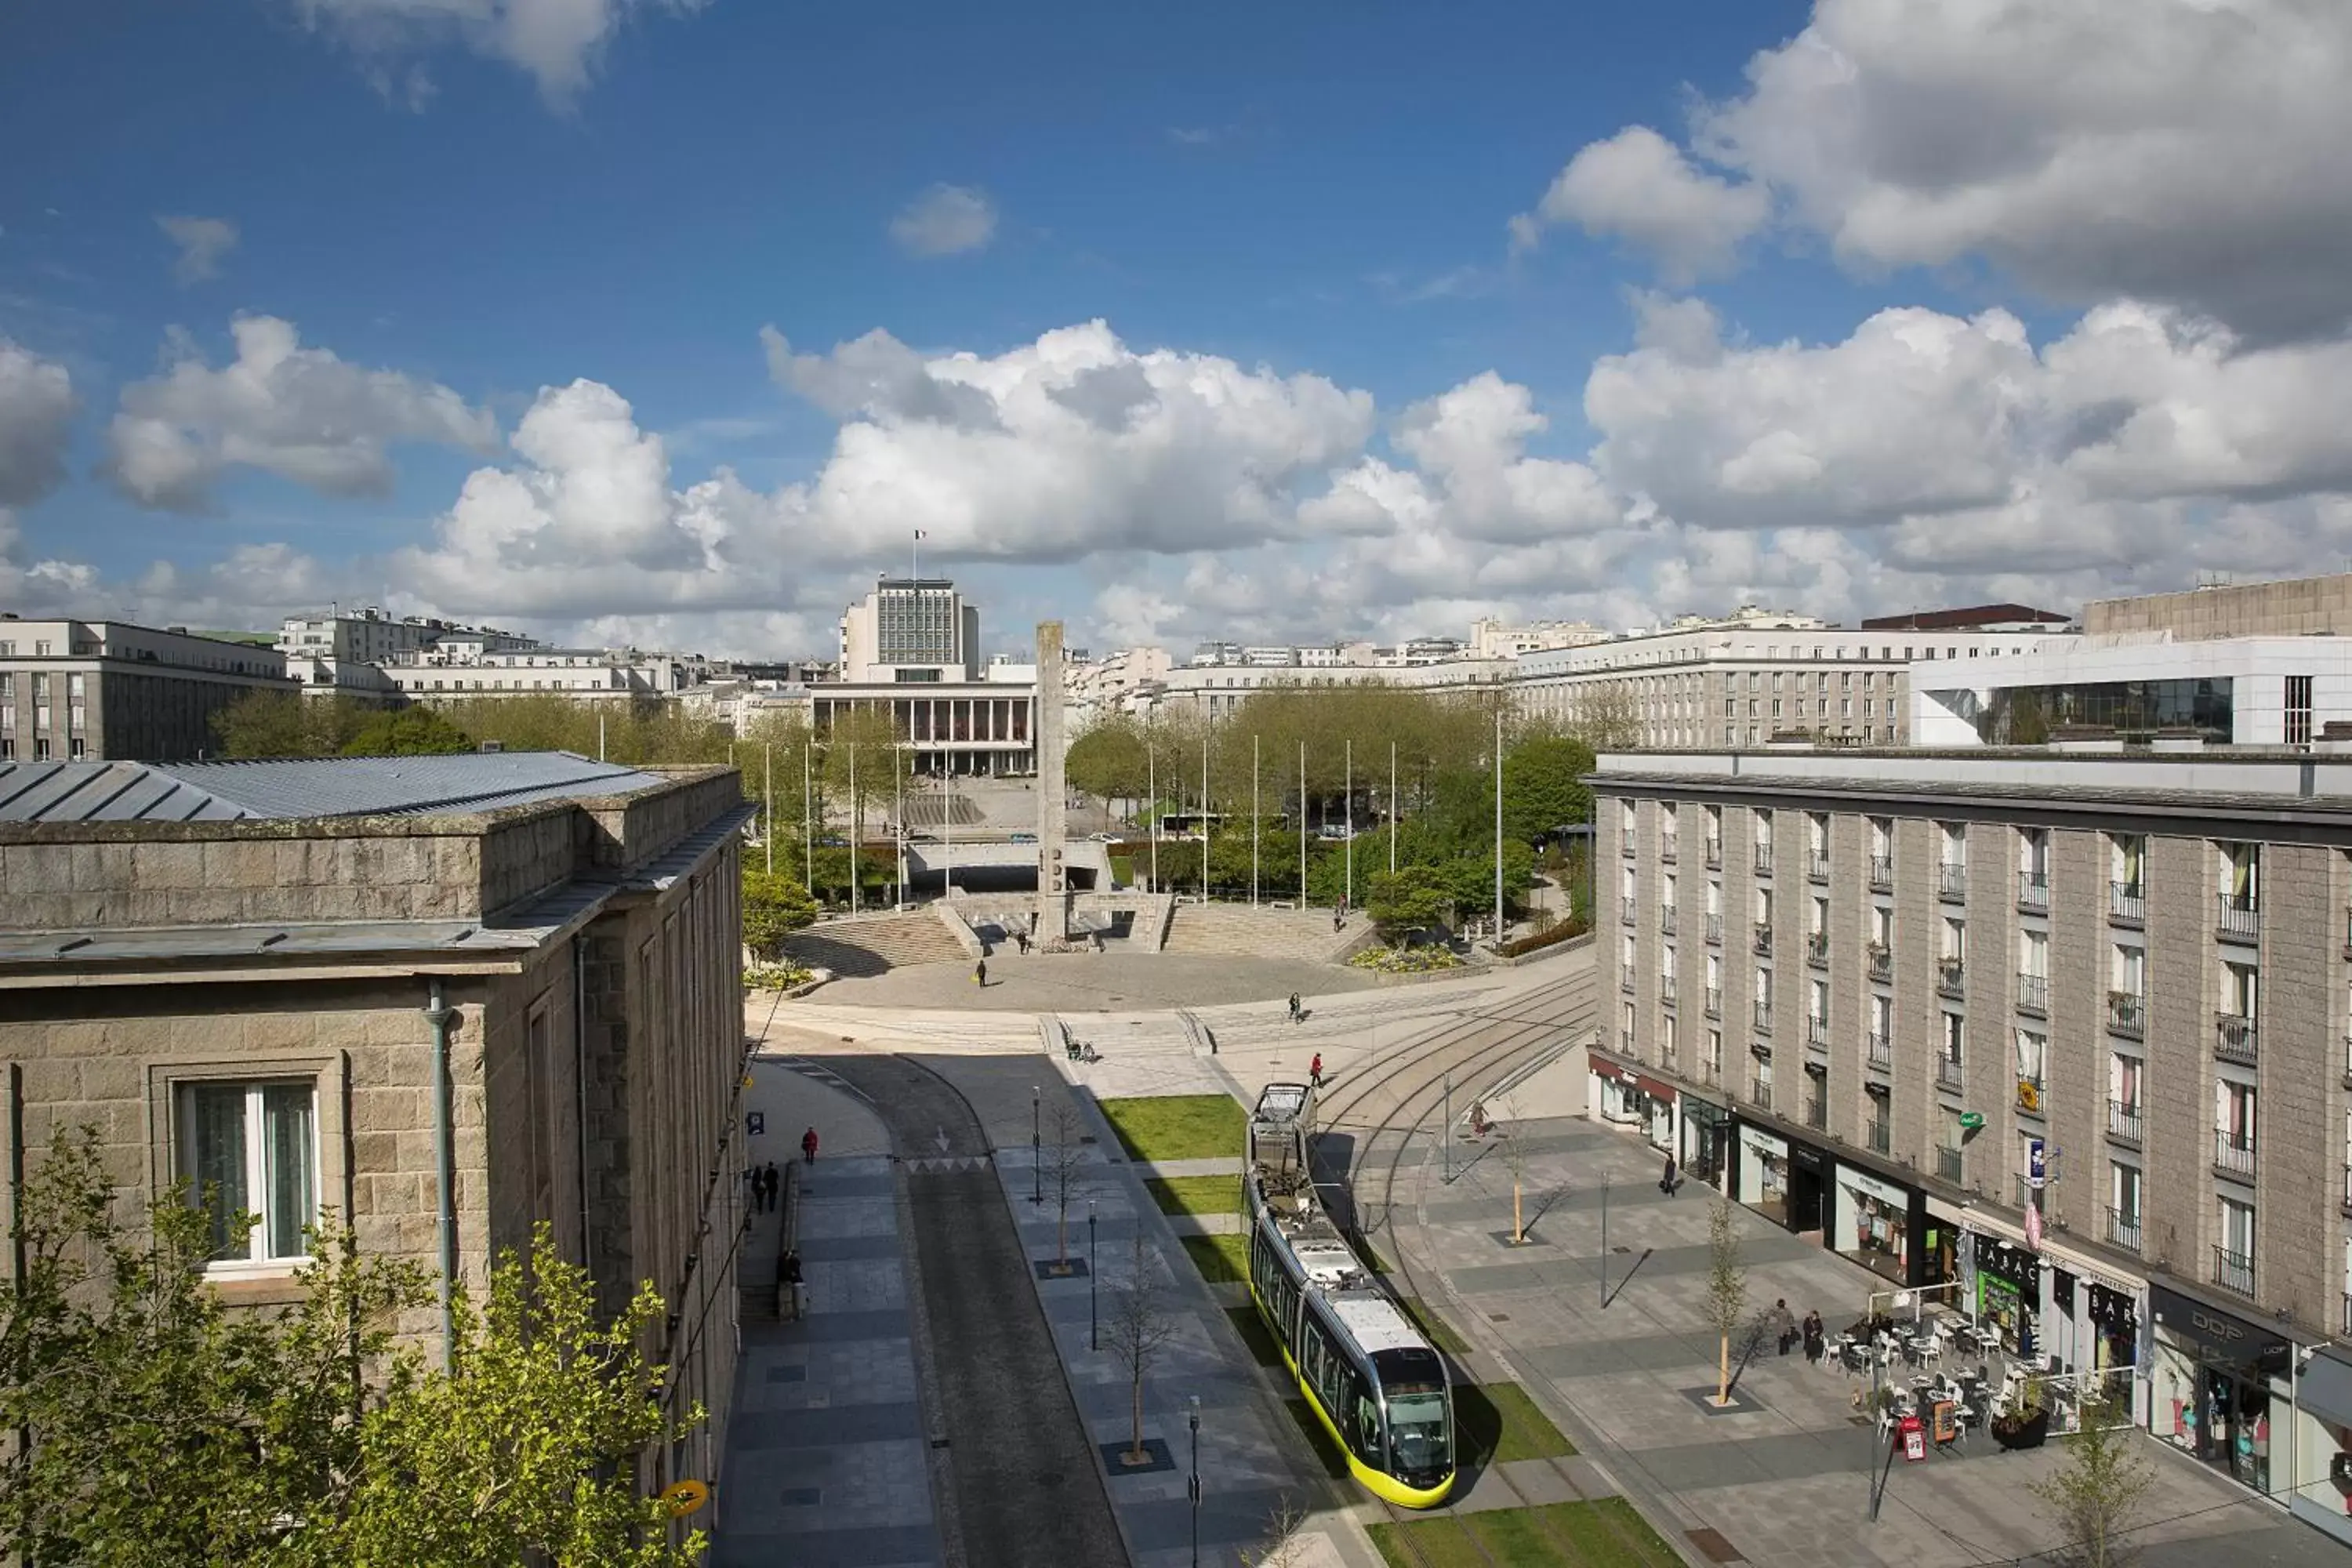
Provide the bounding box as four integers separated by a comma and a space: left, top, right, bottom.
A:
1936, 958, 1965, 999
1809, 853, 1830, 883
2016, 1076, 2045, 1115
1704, 837, 1722, 869
2110, 880, 2145, 924
1867, 1032, 1892, 1070
2015, 1174, 2041, 1210
1704, 986, 1722, 1018
2016, 973, 2049, 1014
1754, 1000, 1774, 1033
2212, 1246, 2255, 1299
1755, 844, 1774, 876
2215, 1012, 2258, 1065
1753, 923, 1773, 956
1661, 974, 1678, 1006
1750, 1080, 1773, 1112
1868, 855, 1893, 891
1660, 906, 1678, 935
1621, 965, 1635, 995
2107, 1208, 2142, 1252
1806, 932, 1828, 968
1936, 1145, 1963, 1183
1661, 835, 1679, 865
1939, 864, 1967, 902
1867, 944, 1892, 983
1803, 1097, 1828, 1131
1867, 1120, 1891, 1155
2107, 1100, 2143, 1145
1621, 896, 1635, 926
2216, 891, 2259, 944
1705, 913, 1723, 945
1806, 1015, 1828, 1047
2214, 1131, 2255, 1178
1936, 1056, 1965, 1091
2107, 991, 2145, 1040
2018, 873, 2049, 913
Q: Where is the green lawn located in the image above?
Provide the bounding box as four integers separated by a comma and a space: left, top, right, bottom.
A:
1179, 1231, 1250, 1285
1145, 1174, 1241, 1220
1281, 1399, 1349, 1480
1224, 1306, 1283, 1370
1098, 1094, 1244, 1163
1368, 1501, 1679, 1568
1455, 1381, 1576, 1462
1396, 1296, 1471, 1356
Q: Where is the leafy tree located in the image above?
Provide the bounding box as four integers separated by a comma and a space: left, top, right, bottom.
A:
741, 866, 818, 957
328, 1224, 706, 1568
0, 1128, 431, 1568
210, 691, 373, 758
1704, 1195, 1748, 1406
2028, 1392, 2156, 1568
342, 707, 477, 756
1067, 717, 1149, 821
1364, 866, 1450, 942
1500, 733, 1595, 843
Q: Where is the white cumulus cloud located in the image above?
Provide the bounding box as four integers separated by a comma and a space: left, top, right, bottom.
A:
0, 339, 77, 509
889, 184, 999, 257
105, 315, 499, 511
156, 215, 239, 283
288, 0, 706, 106
1512, 126, 1769, 282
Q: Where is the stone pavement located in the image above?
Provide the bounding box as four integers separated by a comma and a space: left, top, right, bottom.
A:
714, 1056, 946, 1568
809, 948, 1382, 1011
1396, 1113, 2350, 1568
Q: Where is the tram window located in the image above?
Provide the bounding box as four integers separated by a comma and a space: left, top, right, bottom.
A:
1301, 1327, 1326, 1396
1351, 1377, 1381, 1462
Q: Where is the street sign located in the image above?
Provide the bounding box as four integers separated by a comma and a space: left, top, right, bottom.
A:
1957, 1111, 1984, 1132
748, 1112, 766, 1136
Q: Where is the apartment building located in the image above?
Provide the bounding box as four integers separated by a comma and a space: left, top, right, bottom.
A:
389, 642, 712, 701
277, 608, 534, 699
1593, 744, 2352, 1539
0, 751, 753, 1508
0, 616, 295, 761
1513, 619, 2065, 749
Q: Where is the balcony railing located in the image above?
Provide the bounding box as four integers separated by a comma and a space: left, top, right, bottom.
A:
1621, 896, 1635, 926
1705, 913, 1723, 944
1754, 924, 1773, 956
1750, 1080, 1773, 1112
1621, 965, 1635, 994
1867, 944, 1892, 983
2107, 1208, 2142, 1252
1936, 958, 1965, 999
1869, 855, 1893, 891
2110, 880, 2145, 924
1936, 1056, 1965, 1091
2216, 891, 2259, 944
1704, 837, 1722, 869
2015, 1174, 2041, 1210
1803, 1097, 1828, 1131
1704, 986, 1722, 1018
1621, 835, 1635, 858
2343, 1293, 2351, 1336
1806, 1016, 1828, 1047
2018, 873, 2049, 913
2215, 1012, 2258, 1065
2107, 991, 2145, 1040
1660, 906, 1677, 935
2017, 973, 2050, 1014
1754, 1001, 1774, 1033
1936, 1145, 1963, 1183
2215, 1131, 2255, 1178
1697, 1058, 1720, 1087
1661, 835, 1679, 865
1809, 853, 1831, 883
1806, 932, 1828, 968
1661, 975, 1679, 1006
1867, 1120, 1891, 1155
2016, 1075, 2045, 1114
1755, 844, 1774, 876
2107, 1100, 2143, 1145
1939, 864, 1967, 902
2212, 1246, 2255, 1298
2344, 906, 2352, 960
1867, 1032, 1892, 1070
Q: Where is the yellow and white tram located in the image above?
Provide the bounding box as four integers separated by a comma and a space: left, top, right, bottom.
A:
1243, 1083, 1454, 1508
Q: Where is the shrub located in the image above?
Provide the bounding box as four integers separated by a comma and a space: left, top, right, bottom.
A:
1497, 915, 1592, 958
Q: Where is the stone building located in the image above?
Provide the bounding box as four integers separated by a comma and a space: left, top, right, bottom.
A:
0, 616, 296, 761
0, 750, 753, 1503
2085, 570, 2352, 641
1588, 742, 2352, 1542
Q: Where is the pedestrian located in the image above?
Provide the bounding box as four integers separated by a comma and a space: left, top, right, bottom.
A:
1333, 909, 1344, 934
975, 958, 987, 987
800, 1123, 818, 1166
1309, 1052, 1323, 1090
1802, 1308, 1826, 1367
1287, 992, 1303, 1025
1015, 931, 1029, 955
1659, 1152, 1678, 1196
1773, 1298, 1798, 1356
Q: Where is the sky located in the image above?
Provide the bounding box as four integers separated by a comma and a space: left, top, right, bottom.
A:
3, 0, 2350, 661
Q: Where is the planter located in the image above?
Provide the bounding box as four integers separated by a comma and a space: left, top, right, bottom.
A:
1991, 1409, 2050, 1450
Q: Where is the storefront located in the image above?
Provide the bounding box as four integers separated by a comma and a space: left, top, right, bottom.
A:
1679, 1094, 1730, 1193
1829, 1161, 1925, 1287
1972, 1234, 2043, 1358
2085, 1279, 2141, 1375
2291, 1348, 2352, 1545
1732, 1120, 1824, 1232
2150, 1284, 2292, 1497
1586, 1054, 1674, 1144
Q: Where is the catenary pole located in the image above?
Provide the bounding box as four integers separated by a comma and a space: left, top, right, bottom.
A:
849, 737, 859, 916
1493, 708, 1504, 948
1202, 720, 1210, 904
1344, 737, 1352, 910
1389, 739, 1397, 875
1252, 733, 1261, 907
764, 742, 774, 875
1149, 717, 1160, 892
804, 742, 815, 890
1298, 739, 1307, 905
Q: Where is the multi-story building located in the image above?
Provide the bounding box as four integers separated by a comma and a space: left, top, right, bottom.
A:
388, 643, 711, 701
277, 608, 535, 698
1913, 633, 2352, 747
1592, 742, 2352, 1539
1512, 619, 2067, 749
0, 750, 751, 1504
2085, 570, 2352, 641
827, 577, 1035, 775
1468, 618, 1610, 659
0, 616, 296, 761
839, 576, 981, 684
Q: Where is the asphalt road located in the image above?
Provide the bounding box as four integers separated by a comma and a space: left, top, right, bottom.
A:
823, 1054, 1130, 1568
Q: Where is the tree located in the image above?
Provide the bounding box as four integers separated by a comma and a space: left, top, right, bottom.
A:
1067, 716, 1149, 822
0, 1128, 431, 1567
1703, 1194, 1748, 1406
1105, 1227, 1178, 1466
1041, 1099, 1088, 1273
1564, 681, 1642, 750
1243, 1494, 1312, 1568
342, 706, 477, 756
1364, 866, 1450, 944
1500, 733, 1594, 844
2027, 1392, 2156, 1568
211, 691, 372, 758
329, 1223, 706, 1568
741, 866, 818, 958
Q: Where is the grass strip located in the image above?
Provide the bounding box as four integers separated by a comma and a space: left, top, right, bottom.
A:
1396, 1295, 1470, 1356
1144, 1174, 1242, 1221
1366, 1518, 1494, 1568
1179, 1231, 1249, 1285
1098, 1094, 1244, 1163
1223, 1306, 1283, 1370
1532, 1499, 1682, 1567
1456, 1381, 1577, 1462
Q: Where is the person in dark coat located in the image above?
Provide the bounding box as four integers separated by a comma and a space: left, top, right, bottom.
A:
1660, 1152, 1679, 1196
1802, 1308, 1826, 1367
1773, 1298, 1798, 1356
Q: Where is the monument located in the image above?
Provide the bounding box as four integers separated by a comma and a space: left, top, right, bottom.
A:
1035, 620, 1069, 940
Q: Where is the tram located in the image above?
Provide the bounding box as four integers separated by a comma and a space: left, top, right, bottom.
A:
1243, 1082, 1454, 1508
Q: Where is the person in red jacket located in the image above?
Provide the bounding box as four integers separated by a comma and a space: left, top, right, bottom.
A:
801, 1126, 819, 1165
1309, 1052, 1324, 1089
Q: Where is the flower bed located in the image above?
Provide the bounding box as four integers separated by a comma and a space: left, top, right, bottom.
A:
1350, 945, 1463, 974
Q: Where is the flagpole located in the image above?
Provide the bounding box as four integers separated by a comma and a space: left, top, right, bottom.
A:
1252, 733, 1260, 908
1298, 739, 1307, 905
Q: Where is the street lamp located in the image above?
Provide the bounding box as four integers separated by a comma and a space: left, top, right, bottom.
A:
1187, 1395, 1202, 1568
1088, 1200, 1098, 1351
1032, 1086, 1042, 1207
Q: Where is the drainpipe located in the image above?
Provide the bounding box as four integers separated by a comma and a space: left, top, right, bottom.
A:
423, 978, 459, 1373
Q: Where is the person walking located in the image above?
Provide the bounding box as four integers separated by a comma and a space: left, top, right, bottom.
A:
1659, 1152, 1678, 1196
1773, 1298, 1798, 1356
1287, 992, 1303, 1025
1309, 1052, 1324, 1090
800, 1124, 819, 1166
975, 958, 988, 987
751, 1163, 769, 1213
1802, 1308, 1826, 1367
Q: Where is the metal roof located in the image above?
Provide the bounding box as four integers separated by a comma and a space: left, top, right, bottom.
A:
0, 752, 667, 823
1328, 1294, 1427, 1356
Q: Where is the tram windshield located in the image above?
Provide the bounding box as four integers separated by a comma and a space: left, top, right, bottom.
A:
1385, 1391, 1450, 1473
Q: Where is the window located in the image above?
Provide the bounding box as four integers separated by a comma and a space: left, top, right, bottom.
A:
2218, 1198, 2256, 1294
1941, 916, 1966, 964
2288, 673, 2314, 747
2016, 1029, 2046, 1110
2216, 1081, 2257, 1170
1941, 1011, 1964, 1065
1810, 896, 1828, 938
2111, 1162, 2142, 1243
177, 1080, 318, 1266
2223, 960, 2259, 1019
1869, 817, 1892, 859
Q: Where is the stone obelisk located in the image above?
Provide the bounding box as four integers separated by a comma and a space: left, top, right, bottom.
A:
1034, 621, 1069, 941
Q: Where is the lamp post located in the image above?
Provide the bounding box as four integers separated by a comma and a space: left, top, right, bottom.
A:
1187, 1395, 1202, 1568
1345, 737, 1353, 911
1251, 734, 1261, 908
1088, 1200, 1098, 1351
1491, 708, 1504, 948
1032, 1086, 1042, 1207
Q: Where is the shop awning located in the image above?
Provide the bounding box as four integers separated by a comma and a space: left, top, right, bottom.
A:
2303, 1349, 2352, 1428
1930, 1201, 2143, 1298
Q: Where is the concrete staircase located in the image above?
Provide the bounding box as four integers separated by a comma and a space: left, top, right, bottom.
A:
1161, 902, 1358, 963
780, 909, 968, 976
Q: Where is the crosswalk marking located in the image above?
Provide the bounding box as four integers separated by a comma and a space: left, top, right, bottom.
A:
901, 1156, 991, 1174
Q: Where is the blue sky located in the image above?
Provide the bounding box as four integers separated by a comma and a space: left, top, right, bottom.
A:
2, 1, 2348, 657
